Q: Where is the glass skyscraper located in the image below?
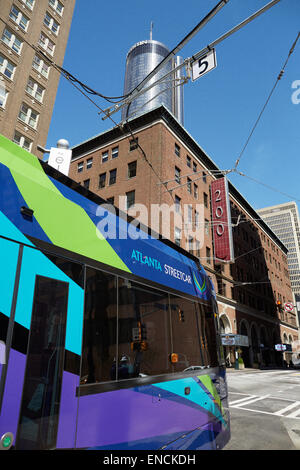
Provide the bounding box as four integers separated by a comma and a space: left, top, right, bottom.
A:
122, 39, 184, 124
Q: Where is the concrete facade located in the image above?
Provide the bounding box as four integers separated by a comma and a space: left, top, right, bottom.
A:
0, 0, 75, 158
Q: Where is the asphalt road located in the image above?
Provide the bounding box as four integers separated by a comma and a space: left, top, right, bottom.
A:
223, 368, 300, 450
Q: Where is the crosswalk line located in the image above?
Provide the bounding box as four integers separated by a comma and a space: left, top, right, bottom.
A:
286, 406, 300, 418
229, 395, 256, 405
231, 394, 270, 407
274, 401, 300, 416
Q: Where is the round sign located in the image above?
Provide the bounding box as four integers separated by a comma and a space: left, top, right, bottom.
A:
0, 432, 14, 450
284, 302, 294, 312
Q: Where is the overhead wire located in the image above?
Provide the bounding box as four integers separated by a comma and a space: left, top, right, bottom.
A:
0, 17, 175, 199
233, 31, 300, 170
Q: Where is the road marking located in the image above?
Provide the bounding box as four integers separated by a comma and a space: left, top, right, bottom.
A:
232, 394, 270, 408
287, 407, 300, 418
274, 401, 300, 416
229, 395, 256, 405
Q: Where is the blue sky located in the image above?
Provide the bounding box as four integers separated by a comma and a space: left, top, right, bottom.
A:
46, 0, 300, 211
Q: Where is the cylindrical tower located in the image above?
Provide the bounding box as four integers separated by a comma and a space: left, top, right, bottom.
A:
122, 39, 183, 122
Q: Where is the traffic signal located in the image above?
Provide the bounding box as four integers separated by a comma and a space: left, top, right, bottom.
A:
276, 300, 283, 311
179, 309, 185, 322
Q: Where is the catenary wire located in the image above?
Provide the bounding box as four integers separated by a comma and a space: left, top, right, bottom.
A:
234, 31, 300, 170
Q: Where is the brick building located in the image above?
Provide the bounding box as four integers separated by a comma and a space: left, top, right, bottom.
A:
69, 105, 299, 367
0, 0, 75, 158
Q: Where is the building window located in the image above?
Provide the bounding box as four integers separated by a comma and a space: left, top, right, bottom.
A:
109, 169, 117, 185
0, 88, 8, 108
32, 54, 50, 79
102, 150, 108, 163
18, 103, 39, 129
130, 138, 138, 151
13, 131, 32, 151
1, 28, 23, 54
206, 246, 211, 264
48, 0, 63, 16
112, 146, 119, 158
86, 158, 93, 170
195, 240, 200, 257
26, 77, 45, 103
9, 5, 29, 31
128, 161, 137, 178
83, 179, 90, 189
205, 218, 209, 235
106, 196, 114, 205
77, 162, 84, 173
175, 227, 181, 246
44, 12, 60, 35
0, 54, 15, 80
202, 171, 207, 183
195, 211, 200, 228
188, 236, 194, 253
187, 205, 193, 225
186, 155, 191, 168
21, 0, 35, 9
126, 190, 135, 210
175, 143, 180, 157
194, 184, 198, 199
204, 192, 208, 208
187, 177, 192, 194
175, 195, 181, 213
38, 32, 55, 56
99, 172, 106, 188
193, 161, 197, 173
175, 166, 181, 184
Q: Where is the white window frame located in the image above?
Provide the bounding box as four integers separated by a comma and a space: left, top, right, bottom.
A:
1, 28, 23, 54
77, 162, 84, 173
38, 32, 55, 56
112, 146, 119, 158
9, 5, 29, 31
102, 150, 109, 163
0, 86, 8, 109
44, 11, 60, 35
86, 158, 93, 170
26, 77, 45, 103
32, 54, 50, 79
48, 0, 64, 16
175, 227, 181, 246
21, 0, 35, 10
0, 54, 15, 80
13, 131, 32, 151
18, 103, 39, 129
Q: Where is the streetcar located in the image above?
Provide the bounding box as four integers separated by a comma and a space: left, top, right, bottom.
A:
0, 135, 230, 450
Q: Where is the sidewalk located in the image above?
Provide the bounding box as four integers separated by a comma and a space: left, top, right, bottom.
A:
225, 366, 293, 373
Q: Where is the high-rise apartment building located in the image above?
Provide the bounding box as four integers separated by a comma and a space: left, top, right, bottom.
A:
0, 0, 75, 158
257, 202, 300, 297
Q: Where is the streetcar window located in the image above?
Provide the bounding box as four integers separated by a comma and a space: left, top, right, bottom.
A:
118, 278, 172, 379
169, 295, 204, 372
80, 267, 117, 384
198, 303, 218, 367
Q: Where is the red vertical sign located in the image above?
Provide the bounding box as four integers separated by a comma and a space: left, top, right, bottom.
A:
211, 177, 234, 263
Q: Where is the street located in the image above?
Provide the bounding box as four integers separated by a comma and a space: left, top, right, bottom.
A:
223, 368, 300, 450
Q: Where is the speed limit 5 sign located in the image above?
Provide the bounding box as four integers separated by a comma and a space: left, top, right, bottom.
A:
192, 49, 217, 81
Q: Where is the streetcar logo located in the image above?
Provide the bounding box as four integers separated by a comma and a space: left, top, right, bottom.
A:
193, 272, 207, 294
